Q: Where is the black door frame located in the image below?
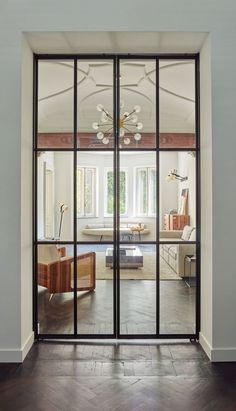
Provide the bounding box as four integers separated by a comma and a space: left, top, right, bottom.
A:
33, 53, 200, 341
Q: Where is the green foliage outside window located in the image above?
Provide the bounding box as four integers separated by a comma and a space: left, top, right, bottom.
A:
107, 170, 126, 215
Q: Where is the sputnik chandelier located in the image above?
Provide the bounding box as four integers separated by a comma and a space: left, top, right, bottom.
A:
92, 102, 143, 146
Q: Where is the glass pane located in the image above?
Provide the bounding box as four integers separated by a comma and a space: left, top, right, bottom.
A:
119, 152, 156, 241
77, 244, 114, 335
37, 60, 74, 148
77, 151, 114, 242
37, 244, 74, 335
77, 60, 114, 148
159, 59, 196, 148
120, 244, 156, 335
119, 60, 156, 149
37, 152, 73, 241
160, 244, 196, 334
159, 151, 196, 236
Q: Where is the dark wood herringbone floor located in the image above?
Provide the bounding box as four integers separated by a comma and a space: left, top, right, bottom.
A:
1, 342, 236, 410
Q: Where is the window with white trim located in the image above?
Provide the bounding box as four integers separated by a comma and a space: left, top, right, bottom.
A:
135, 167, 156, 216
105, 168, 128, 216
77, 167, 97, 217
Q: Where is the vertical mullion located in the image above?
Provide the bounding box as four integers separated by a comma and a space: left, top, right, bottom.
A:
33, 56, 38, 336
116, 58, 120, 337
195, 55, 201, 337
113, 57, 117, 337
156, 58, 160, 337
73, 59, 78, 336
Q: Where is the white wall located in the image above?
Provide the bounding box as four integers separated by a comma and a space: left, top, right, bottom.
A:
37, 151, 55, 238
20, 35, 35, 359
54, 152, 73, 240
159, 152, 178, 229
199, 34, 213, 353
0, 0, 236, 361
178, 152, 196, 226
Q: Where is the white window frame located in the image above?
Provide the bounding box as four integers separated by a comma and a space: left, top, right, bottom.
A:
104, 167, 128, 217
135, 166, 156, 217
77, 166, 98, 217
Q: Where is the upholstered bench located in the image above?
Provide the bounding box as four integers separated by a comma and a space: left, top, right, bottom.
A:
82, 223, 150, 241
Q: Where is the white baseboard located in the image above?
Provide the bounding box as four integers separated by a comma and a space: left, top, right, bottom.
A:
0, 332, 34, 363
199, 332, 212, 360
200, 332, 236, 362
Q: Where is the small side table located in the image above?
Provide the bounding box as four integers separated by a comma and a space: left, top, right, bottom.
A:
130, 226, 144, 241
184, 254, 196, 287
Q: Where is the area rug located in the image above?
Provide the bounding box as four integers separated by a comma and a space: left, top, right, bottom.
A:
95, 252, 182, 280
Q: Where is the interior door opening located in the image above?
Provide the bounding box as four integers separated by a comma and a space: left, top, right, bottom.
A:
34, 54, 200, 340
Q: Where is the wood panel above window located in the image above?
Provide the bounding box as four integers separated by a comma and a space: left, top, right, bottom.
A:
37, 132, 195, 149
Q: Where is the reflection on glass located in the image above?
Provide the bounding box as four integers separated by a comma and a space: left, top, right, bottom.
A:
37, 60, 74, 148
77, 60, 114, 148
37, 244, 74, 335
119, 60, 156, 149
160, 244, 196, 334
159, 151, 196, 233
159, 59, 196, 148
37, 152, 73, 241
77, 244, 113, 335
120, 244, 156, 335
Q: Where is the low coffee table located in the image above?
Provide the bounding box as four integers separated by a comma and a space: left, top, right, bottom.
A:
105, 246, 143, 268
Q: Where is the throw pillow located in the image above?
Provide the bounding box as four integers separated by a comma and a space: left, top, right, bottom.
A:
189, 228, 196, 241
181, 225, 194, 241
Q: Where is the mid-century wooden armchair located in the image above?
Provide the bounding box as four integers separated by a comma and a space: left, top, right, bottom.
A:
37, 245, 96, 294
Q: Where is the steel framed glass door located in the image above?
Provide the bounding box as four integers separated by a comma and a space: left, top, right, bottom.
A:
34, 54, 200, 340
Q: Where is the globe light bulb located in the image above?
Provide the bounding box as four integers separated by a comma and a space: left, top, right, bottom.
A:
92, 122, 99, 130
124, 137, 130, 145
119, 129, 125, 137
102, 137, 109, 145
136, 122, 143, 130
131, 115, 138, 123
134, 105, 141, 113
97, 132, 104, 140
134, 133, 142, 141
97, 104, 104, 112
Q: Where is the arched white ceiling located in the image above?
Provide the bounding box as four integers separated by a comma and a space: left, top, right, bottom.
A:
38, 59, 195, 133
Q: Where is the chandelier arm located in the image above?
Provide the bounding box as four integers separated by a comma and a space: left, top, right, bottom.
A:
102, 108, 113, 120
103, 126, 113, 133
123, 123, 138, 126
98, 122, 113, 127
122, 109, 136, 120
123, 126, 133, 133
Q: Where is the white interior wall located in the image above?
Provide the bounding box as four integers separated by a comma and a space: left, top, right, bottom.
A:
20, 35, 34, 358
178, 152, 196, 226
54, 152, 73, 240
199, 34, 213, 353
159, 152, 178, 229
37, 152, 55, 238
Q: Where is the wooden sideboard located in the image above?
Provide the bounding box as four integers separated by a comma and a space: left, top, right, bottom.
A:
164, 214, 190, 230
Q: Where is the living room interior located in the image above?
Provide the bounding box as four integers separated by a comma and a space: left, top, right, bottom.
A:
36, 57, 198, 337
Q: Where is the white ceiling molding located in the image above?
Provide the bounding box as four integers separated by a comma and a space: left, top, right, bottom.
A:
38, 59, 196, 133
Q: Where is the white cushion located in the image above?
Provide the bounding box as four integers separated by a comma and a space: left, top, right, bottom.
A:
181, 225, 194, 241
38, 245, 60, 264
86, 224, 104, 229
189, 228, 196, 241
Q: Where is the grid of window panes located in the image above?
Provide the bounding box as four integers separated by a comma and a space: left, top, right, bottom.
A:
35, 56, 198, 339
